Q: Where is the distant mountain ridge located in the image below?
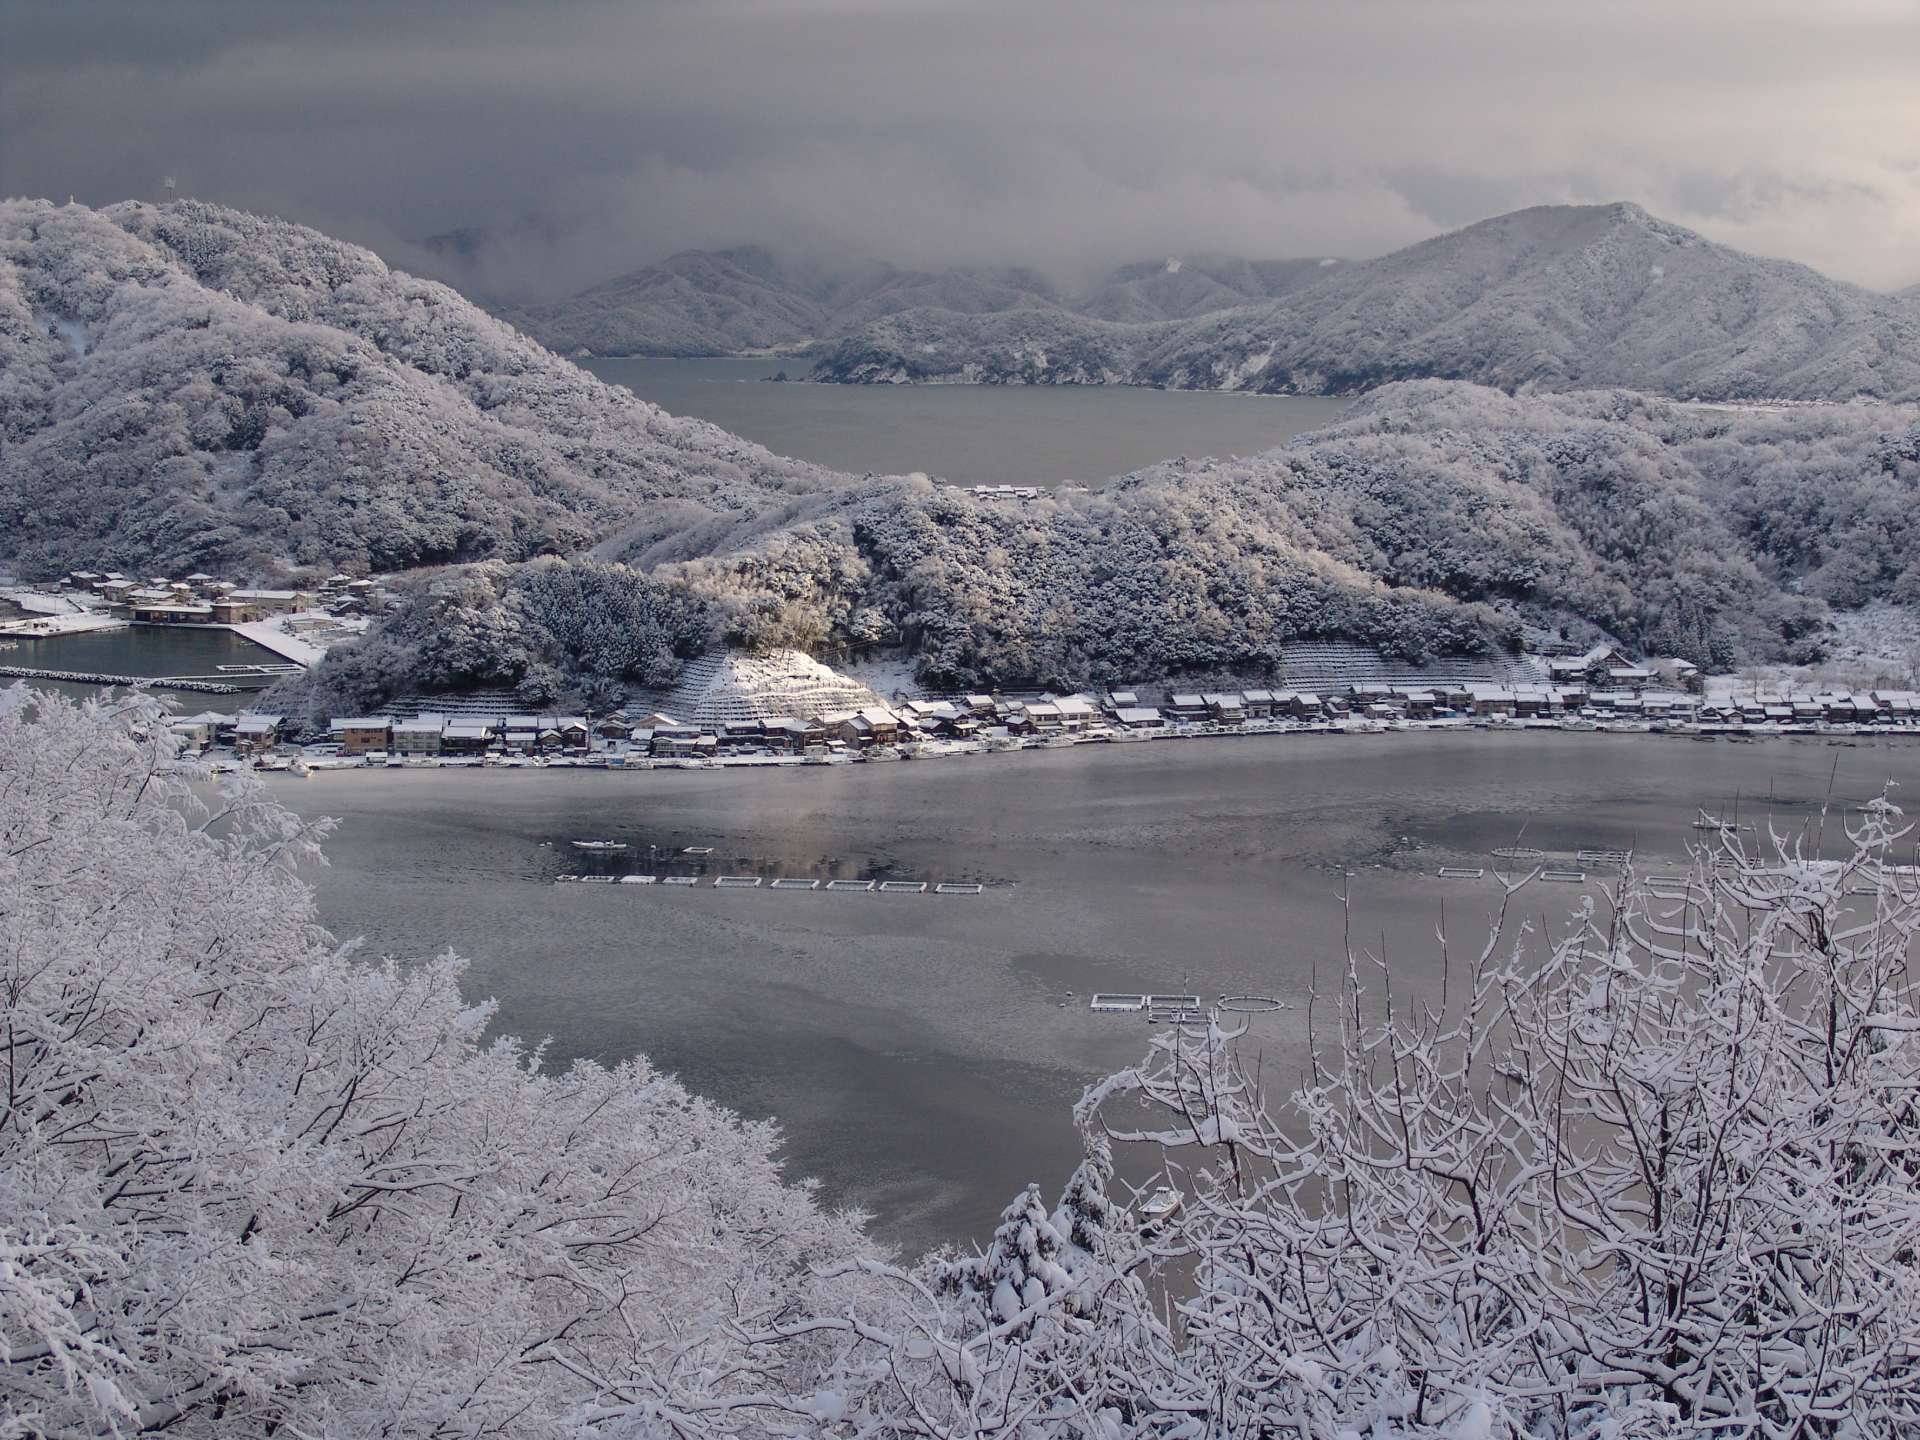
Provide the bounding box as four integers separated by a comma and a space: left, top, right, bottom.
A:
504, 247, 1339, 358
812, 204, 1920, 402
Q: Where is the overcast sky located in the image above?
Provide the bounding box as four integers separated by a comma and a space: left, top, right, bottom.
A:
6, 0, 1920, 299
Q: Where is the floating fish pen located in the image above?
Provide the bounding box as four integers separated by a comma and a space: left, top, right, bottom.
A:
683, 846, 714, 856
1216, 995, 1283, 1013
1437, 866, 1485, 879
1540, 869, 1586, 883
825, 879, 876, 892
1148, 1007, 1207, 1025
878, 880, 929, 894
1576, 849, 1631, 868
619, 875, 657, 885
662, 876, 698, 886
769, 877, 820, 890
577, 875, 617, 884
1148, 994, 1201, 1009
934, 882, 985, 895
1491, 845, 1545, 862
1090, 993, 1147, 1012
1645, 874, 1691, 887
714, 875, 763, 888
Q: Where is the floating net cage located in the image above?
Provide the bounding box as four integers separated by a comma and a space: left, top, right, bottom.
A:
1490, 845, 1546, 861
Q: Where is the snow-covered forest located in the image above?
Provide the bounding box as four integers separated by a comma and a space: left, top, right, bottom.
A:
7, 688, 1918, 1437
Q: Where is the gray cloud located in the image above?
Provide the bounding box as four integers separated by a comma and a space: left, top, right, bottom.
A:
6, 0, 1919, 299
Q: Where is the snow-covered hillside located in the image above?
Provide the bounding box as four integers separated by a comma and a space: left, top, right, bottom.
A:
0, 201, 845, 578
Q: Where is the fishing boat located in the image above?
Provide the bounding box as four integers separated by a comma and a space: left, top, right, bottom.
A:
1139, 1188, 1182, 1227
570, 839, 628, 852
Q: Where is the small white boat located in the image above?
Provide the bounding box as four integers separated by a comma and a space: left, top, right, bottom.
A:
570, 840, 628, 852
1140, 1188, 1182, 1226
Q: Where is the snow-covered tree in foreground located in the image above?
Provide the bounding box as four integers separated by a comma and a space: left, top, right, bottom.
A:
0, 687, 884, 1437
687, 803, 1920, 1438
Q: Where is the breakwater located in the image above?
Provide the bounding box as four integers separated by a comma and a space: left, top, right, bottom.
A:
0, 664, 248, 694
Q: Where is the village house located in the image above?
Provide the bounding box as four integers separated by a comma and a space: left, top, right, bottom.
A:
1239, 689, 1275, 719
167, 710, 230, 753
1649, 656, 1703, 692
330, 717, 393, 756
1112, 705, 1165, 730
761, 716, 827, 753
233, 714, 284, 755
821, 706, 903, 749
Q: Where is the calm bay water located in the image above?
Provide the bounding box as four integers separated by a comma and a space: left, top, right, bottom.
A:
578, 357, 1352, 485
1, 625, 279, 678
270, 730, 1920, 1257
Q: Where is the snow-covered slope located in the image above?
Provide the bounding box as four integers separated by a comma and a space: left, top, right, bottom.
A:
814, 204, 1920, 401
0, 201, 845, 578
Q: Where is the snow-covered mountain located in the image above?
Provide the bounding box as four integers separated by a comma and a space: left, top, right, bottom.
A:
499, 246, 836, 357
0, 202, 843, 578
504, 248, 1332, 357
814, 204, 1920, 401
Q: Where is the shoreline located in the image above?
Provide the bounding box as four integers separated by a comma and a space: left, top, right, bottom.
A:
245, 711, 1920, 781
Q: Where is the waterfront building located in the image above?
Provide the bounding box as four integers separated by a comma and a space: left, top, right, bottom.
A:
392, 716, 448, 755
1202, 693, 1247, 724
331, 717, 393, 755
501, 716, 542, 753
441, 720, 496, 755
130, 599, 215, 624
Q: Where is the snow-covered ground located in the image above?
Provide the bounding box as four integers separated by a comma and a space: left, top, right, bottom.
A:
1714, 602, 1920, 697
0, 588, 126, 636
230, 612, 368, 668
